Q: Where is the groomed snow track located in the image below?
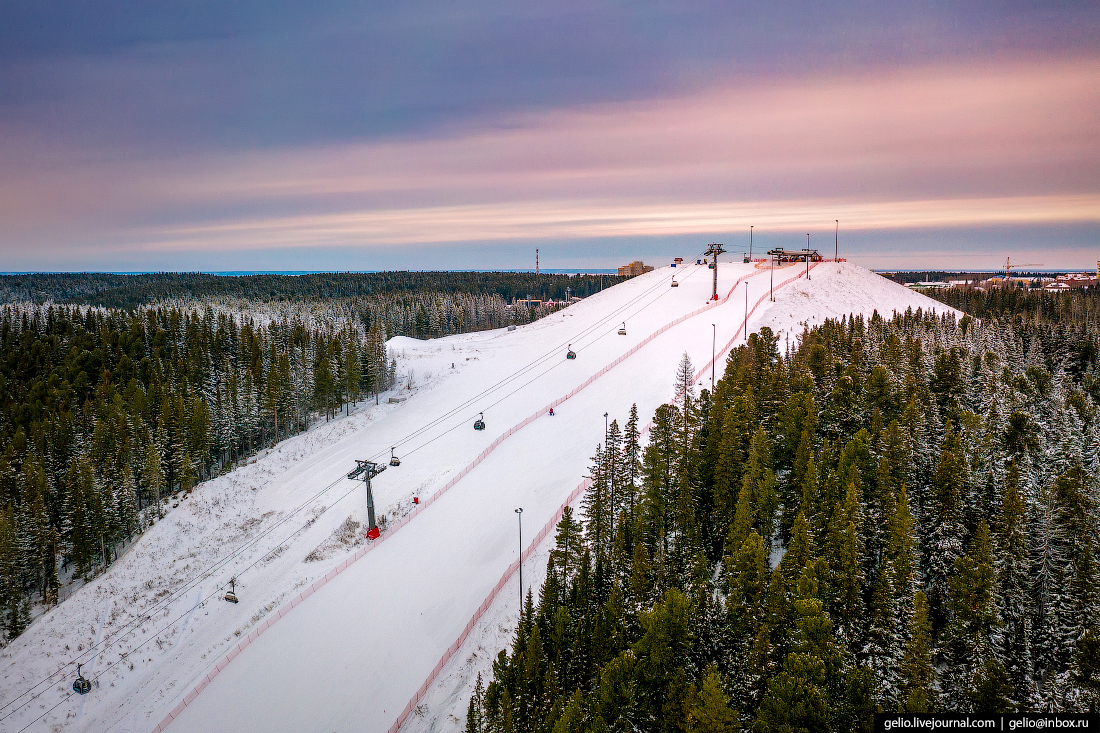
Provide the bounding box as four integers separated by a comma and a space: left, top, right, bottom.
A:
153, 260, 822, 733
0, 260, 958, 733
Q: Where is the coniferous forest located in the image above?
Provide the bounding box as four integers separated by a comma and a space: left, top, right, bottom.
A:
0, 271, 606, 642
467, 289, 1100, 730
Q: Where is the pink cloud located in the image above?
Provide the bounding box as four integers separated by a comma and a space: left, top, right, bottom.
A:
2, 58, 1097, 255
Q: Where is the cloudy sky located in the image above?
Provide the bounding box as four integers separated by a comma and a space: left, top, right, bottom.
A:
1, 1, 1097, 271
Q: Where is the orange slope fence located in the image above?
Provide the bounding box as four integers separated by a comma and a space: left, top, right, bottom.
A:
151, 263, 801, 733
385, 260, 824, 733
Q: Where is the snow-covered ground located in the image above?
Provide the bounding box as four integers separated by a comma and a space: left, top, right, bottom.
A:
0, 261, 957, 733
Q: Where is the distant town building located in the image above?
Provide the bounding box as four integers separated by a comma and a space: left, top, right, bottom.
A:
618, 261, 654, 277
1057, 272, 1097, 288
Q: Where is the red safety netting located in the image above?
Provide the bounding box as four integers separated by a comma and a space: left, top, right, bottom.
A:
150, 261, 826, 733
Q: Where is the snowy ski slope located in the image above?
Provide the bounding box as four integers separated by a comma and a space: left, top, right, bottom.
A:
0, 261, 957, 733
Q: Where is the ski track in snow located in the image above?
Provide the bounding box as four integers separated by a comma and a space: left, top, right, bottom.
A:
0, 262, 957, 733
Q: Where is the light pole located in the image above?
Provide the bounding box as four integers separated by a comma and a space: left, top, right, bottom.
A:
806, 233, 811, 281
770, 252, 775, 302
515, 508, 523, 612
604, 412, 609, 440
744, 281, 749, 343
750, 225, 753, 261
835, 220, 838, 262
711, 324, 716, 392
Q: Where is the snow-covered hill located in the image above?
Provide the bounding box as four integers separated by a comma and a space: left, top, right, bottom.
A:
0, 261, 957, 733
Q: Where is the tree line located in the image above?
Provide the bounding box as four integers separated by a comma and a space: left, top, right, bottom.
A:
467, 293, 1100, 731
0, 270, 598, 643
0, 271, 623, 310
0, 284, 567, 643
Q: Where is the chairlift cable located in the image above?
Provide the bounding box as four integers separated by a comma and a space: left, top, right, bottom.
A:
4, 253, 724, 726
361, 263, 705, 462
0, 471, 352, 721
8, 477, 368, 732
393, 259, 713, 460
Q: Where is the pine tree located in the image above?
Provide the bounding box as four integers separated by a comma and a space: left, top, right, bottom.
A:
467, 672, 485, 733
737, 428, 778, 554
825, 481, 865, 649
863, 561, 901, 708
116, 462, 139, 539
942, 520, 1000, 709
926, 422, 968, 625
724, 531, 769, 712
899, 590, 936, 713
687, 666, 740, 733
143, 444, 164, 514
621, 404, 642, 524
754, 568, 842, 733
994, 461, 1033, 703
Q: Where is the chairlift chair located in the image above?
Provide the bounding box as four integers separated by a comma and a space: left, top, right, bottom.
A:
224, 578, 239, 604
474, 412, 486, 431
617, 322, 627, 336
566, 344, 576, 360
670, 278, 679, 288
73, 663, 91, 695
389, 447, 401, 467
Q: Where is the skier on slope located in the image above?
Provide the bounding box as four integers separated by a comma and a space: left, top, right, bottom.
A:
549, 407, 555, 416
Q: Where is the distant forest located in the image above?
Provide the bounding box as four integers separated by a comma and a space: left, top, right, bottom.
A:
0, 271, 614, 641
0, 271, 624, 309
883, 271, 1060, 285
927, 287, 1100, 325
468, 288, 1100, 729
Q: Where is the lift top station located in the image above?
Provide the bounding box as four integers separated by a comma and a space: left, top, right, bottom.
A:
704, 242, 726, 300
348, 459, 386, 539
766, 247, 822, 263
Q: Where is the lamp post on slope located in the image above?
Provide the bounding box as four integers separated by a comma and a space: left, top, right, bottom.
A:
711, 324, 716, 392
515, 507, 523, 613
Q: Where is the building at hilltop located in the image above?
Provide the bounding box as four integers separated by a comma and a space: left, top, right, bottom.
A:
618, 261, 654, 277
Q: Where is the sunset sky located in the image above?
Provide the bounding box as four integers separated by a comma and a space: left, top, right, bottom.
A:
1, 1, 1098, 271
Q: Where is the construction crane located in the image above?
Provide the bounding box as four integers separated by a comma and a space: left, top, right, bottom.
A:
1003, 257, 1043, 287
1004, 257, 1043, 277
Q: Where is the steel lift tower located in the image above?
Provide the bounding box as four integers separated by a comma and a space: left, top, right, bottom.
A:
348, 459, 387, 539
705, 242, 726, 300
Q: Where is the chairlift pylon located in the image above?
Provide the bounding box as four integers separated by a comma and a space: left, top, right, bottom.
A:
474, 412, 486, 431
617, 322, 627, 336
224, 578, 239, 604
73, 663, 91, 695
566, 344, 576, 360
389, 447, 401, 467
